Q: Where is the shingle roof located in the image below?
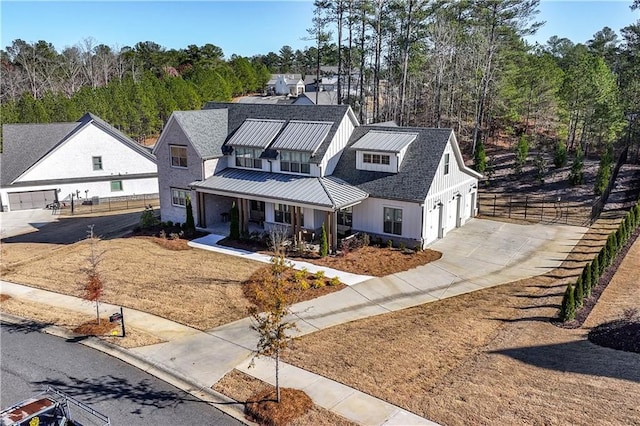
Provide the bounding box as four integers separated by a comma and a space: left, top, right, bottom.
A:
191, 167, 368, 210
270, 121, 333, 153
332, 126, 454, 203
1, 113, 154, 187
351, 130, 418, 153
171, 109, 228, 158
227, 119, 285, 148
203, 102, 356, 164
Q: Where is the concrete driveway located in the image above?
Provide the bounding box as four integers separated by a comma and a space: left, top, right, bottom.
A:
0, 209, 59, 239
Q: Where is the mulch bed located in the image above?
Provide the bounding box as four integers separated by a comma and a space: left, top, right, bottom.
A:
73, 318, 118, 336
245, 388, 313, 426
588, 319, 640, 353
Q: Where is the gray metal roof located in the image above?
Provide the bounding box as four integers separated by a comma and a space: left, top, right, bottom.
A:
1, 113, 155, 187
351, 130, 418, 153
171, 109, 228, 158
332, 126, 455, 203
270, 121, 333, 153
203, 103, 357, 164
191, 168, 368, 210
227, 119, 285, 148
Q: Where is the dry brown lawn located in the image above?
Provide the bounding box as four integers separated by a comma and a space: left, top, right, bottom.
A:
277, 217, 640, 425
214, 369, 357, 426
1, 236, 262, 330
0, 295, 162, 348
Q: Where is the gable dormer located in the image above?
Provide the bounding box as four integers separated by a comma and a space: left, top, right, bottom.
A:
351, 130, 418, 173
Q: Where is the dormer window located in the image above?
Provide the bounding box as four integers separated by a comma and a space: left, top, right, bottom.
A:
236, 147, 262, 169
280, 151, 311, 174
363, 153, 390, 165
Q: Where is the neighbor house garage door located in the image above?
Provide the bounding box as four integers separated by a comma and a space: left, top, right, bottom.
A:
8, 190, 57, 211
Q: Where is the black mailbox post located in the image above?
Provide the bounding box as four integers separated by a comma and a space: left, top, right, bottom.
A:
108, 307, 126, 337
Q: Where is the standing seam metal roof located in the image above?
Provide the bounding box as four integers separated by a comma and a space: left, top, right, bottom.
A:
270, 121, 333, 153
351, 130, 418, 153
226, 119, 285, 148
191, 168, 368, 209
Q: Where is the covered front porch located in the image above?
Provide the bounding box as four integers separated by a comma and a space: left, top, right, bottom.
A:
190, 168, 369, 250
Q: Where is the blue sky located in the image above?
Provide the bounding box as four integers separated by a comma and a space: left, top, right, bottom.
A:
1, 1, 638, 58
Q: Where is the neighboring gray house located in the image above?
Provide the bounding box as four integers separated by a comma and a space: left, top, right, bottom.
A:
154, 103, 480, 249
0, 113, 158, 212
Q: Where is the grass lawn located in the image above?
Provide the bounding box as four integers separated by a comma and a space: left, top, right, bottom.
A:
1, 236, 261, 330
271, 217, 640, 425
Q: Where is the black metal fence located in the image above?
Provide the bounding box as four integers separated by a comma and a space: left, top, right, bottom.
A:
58, 193, 159, 215
478, 193, 592, 227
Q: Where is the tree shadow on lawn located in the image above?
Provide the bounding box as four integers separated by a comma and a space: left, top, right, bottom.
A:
489, 339, 640, 383
33, 376, 208, 414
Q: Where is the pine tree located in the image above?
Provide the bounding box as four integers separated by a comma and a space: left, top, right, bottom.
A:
474, 140, 487, 174
560, 284, 576, 322
553, 140, 568, 167
583, 262, 592, 297
569, 151, 584, 185
574, 276, 584, 309
229, 202, 240, 240
185, 196, 195, 236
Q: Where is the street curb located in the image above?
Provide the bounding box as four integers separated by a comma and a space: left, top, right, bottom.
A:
0, 312, 256, 426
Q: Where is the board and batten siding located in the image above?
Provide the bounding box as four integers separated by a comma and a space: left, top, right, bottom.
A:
423, 135, 479, 245
321, 113, 357, 176
352, 197, 423, 243
155, 118, 205, 224
16, 123, 156, 183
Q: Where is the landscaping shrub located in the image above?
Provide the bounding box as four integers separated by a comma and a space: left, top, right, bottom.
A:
474, 140, 487, 173
320, 223, 328, 257
185, 196, 196, 236
560, 284, 576, 322
534, 152, 547, 183
514, 135, 529, 174
140, 206, 159, 229
574, 276, 584, 309
569, 150, 584, 185
553, 140, 567, 168
591, 256, 600, 284
583, 262, 592, 297
329, 276, 341, 286
598, 247, 607, 274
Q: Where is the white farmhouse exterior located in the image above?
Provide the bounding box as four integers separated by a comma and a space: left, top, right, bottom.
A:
0, 113, 158, 211
154, 103, 480, 249
266, 75, 305, 96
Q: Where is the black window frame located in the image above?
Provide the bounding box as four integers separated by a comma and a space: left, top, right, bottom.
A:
92, 156, 103, 171
383, 207, 402, 235
170, 146, 188, 168
235, 147, 263, 169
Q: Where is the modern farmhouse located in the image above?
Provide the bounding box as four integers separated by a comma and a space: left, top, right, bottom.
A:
154, 103, 481, 249
0, 113, 158, 212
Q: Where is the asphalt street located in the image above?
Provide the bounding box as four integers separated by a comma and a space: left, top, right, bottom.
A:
0, 321, 243, 425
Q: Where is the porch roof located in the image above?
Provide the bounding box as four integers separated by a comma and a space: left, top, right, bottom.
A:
191, 168, 368, 210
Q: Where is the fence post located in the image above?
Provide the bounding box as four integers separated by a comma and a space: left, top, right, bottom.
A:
541, 198, 544, 221
524, 196, 528, 219
493, 195, 496, 216
508, 195, 512, 218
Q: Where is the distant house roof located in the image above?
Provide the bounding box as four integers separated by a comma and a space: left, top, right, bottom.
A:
203, 102, 358, 164
227, 119, 285, 148
332, 126, 455, 203
351, 130, 418, 153
191, 167, 368, 210
294, 91, 339, 106
1, 113, 154, 187
270, 121, 333, 153
168, 109, 228, 159
267, 74, 303, 86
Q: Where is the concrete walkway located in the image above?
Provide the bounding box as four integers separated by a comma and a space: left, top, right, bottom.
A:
1, 218, 586, 425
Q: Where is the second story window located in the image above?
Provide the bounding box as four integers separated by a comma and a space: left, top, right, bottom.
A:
363, 153, 390, 165
92, 156, 103, 170
280, 151, 311, 174
170, 146, 188, 168
444, 153, 450, 175
235, 147, 262, 169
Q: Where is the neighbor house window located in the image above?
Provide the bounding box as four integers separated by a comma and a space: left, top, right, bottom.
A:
444, 153, 450, 175
337, 206, 353, 226
363, 153, 390, 165
383, 207, 402, 235
280, 151, 311, 174
111, 180, 123, 192
171, 188, 189, 207
170, 146, 188, 168
92, 156, 103, 170
235, 147, 262, 169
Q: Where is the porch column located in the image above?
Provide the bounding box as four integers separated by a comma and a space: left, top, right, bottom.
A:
241, 199, 249, 235
331, 210, 338, 250
197, 192, 206, 228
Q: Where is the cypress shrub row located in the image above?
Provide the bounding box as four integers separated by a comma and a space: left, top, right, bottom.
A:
559, 201, 640, 322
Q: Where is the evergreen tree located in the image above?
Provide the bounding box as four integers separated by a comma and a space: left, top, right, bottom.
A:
553, 140, 568, 167
575, 275, 584, 308
320, 223, 328, 257
560, 284, 576, 322
514, 135, 529, 174
569, 150, 584, 185
594, 144, 614, 195
591, 255, 600, 285
229, 202, 240, 240
598, 246, 607, 274
606, 235, 616, 265
185, 196, 195, 236
583, 262, 592, 297
474, 140, 487, 174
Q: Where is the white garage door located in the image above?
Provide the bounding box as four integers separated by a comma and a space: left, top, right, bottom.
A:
8, 190, 57, 211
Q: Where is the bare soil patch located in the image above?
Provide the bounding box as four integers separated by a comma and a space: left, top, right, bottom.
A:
276, 217, 640, 424
213, 369, 357, 426
1, 237, 261, 330
0, 296, 163, 348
